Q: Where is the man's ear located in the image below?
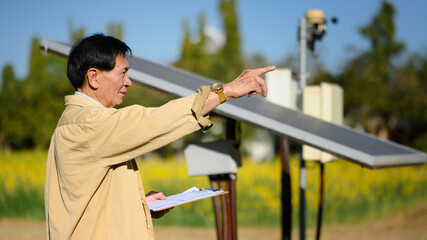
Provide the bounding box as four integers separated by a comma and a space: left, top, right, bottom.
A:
86, 68, 99, 89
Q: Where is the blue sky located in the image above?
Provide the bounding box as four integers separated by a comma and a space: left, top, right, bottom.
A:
1, 0, 426, 80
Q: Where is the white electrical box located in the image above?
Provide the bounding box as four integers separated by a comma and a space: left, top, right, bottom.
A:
303, 82, 343, 162
265, 69, 298, 110
184, 140, 241, 177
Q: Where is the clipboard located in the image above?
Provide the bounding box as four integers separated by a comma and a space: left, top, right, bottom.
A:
147, 186, 228, 212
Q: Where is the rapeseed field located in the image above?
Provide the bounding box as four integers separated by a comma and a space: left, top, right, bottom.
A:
1, 151, 427, 227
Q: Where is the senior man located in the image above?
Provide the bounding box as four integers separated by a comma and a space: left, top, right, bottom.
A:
45, 33, 275, 240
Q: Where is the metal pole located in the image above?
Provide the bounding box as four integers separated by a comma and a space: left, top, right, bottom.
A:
299, 17, 307, 102
210, 177, 223, 240
298, 17, 307, 240
210, 118, 240, 240
226, 118, 239, 240
218, 180, 229, 239
299, 153, 306, 240
279, 136, 292, 240
229, 174, 237, 240
315, 162, 325, 240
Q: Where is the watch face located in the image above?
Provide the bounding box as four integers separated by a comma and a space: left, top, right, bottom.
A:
212, 83, 223, 91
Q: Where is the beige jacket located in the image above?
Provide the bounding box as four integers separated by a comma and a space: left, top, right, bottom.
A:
45, 86, 212, 240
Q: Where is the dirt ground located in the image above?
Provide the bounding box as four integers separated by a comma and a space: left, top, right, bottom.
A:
1, 203, 426, 240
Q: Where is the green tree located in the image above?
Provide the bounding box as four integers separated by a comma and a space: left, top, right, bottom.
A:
308, 64, 337, 86
390, 53, 427, 149
174, 13, 217, 78
245, 53, 269, 70
174, 0, 243, 82
174, 19, 195, 71
24, 38, 56, 149
193, 13, 210, 76
217, 0, 243, 82
67, 19, 85, 43
337, 1, 404, 138
172, 0, 257, 151
107, 22, 124, 40
0, 65, 27, 151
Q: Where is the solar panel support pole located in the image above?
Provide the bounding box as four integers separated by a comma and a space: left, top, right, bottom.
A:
280, 136, 292, 240
225, 118, 238, 240
316, 163, 325, 240
208, 118, 239, 240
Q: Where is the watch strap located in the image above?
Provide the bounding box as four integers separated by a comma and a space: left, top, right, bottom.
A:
217, 90, 226, 104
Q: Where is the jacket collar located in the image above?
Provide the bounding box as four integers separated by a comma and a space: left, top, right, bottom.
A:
65, 94, 105, 108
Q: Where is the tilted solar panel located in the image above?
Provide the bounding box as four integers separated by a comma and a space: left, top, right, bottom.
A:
40, 39, 426, 169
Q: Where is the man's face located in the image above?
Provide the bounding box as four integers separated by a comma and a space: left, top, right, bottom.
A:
97, 55, 132, 108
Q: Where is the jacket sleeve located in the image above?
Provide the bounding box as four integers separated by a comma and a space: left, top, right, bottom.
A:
86, 86, 213, 166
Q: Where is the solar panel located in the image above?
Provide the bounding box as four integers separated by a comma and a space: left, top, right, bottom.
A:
40, 39, 426, 169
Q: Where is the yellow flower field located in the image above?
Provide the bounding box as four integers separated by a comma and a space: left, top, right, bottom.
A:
1, 151, 427, 227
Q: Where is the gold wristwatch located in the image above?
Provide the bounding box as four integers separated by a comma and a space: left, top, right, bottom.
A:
211, 83, 226, 104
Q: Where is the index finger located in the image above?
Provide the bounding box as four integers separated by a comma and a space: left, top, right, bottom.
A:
252, 65, 276, 76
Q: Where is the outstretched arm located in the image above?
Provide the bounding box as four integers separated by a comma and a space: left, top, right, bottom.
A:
201, 66, 276, 116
